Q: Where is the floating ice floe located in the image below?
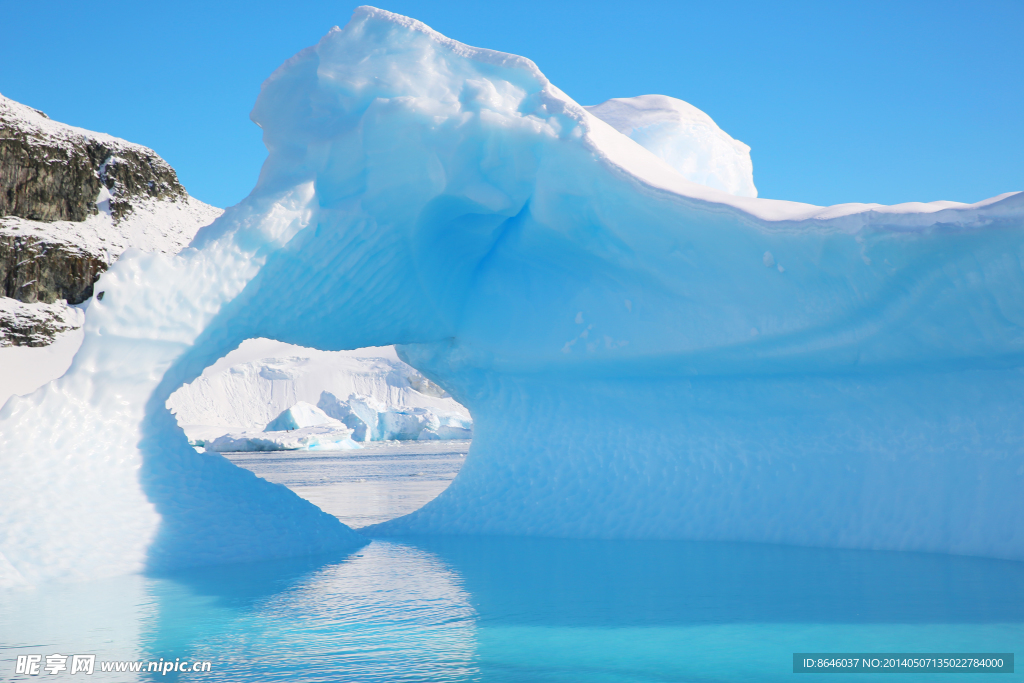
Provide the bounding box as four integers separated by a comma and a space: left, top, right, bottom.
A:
202, 392, 474, 451
208, 426, 360, 453
205, 401, 360, 452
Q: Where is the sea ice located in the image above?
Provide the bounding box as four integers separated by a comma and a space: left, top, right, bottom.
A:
207, 425, 359, 453
1, 6, 1022, 588
203, 400, 360, 452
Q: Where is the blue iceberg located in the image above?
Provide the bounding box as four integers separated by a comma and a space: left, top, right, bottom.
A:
1, 6, 1022, 587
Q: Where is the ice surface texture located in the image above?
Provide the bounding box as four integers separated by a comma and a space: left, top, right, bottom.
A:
1, 6, 1023, 587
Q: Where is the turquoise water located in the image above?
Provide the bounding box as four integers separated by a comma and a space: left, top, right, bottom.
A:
3, 446, 1021, 682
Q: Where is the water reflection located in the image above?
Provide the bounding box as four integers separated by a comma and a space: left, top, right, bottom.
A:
142, 543, 477, 682
3, 536, 1021, 682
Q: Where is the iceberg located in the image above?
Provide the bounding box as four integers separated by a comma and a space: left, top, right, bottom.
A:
165, 337, 472, 445
263, 401, 341, 431
1, 6, 1023, 587
318, 391, 473, 441
202, 400, 361, 453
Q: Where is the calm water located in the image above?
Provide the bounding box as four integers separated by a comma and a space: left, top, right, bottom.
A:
2, 442, 1021, 682
222, 440, 470, 528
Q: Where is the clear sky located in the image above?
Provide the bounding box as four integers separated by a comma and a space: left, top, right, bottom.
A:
2, 0, 1021, 209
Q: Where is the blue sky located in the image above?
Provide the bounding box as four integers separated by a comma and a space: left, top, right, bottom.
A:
2, 0, 1021, 209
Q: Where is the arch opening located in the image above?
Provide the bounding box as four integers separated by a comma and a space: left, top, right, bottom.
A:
165, 337, 473, 529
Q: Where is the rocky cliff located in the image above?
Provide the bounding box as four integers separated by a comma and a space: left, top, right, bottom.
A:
1, 232, 105, 306
0, 94, 221, 346
0, 104, 186, 222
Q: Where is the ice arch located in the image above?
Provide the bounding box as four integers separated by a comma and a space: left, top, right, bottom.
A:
2, 7, 1024, 587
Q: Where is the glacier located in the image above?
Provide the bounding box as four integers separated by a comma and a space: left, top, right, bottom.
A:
1, 6, 1023, 587
165, 338, 472, 446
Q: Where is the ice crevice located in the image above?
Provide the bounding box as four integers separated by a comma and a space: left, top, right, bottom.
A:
1, 6, 1023, 587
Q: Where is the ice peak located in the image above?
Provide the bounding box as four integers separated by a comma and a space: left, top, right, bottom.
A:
586, 94, 757, 198
591, 95, 722, 131
345, 6, 549, 82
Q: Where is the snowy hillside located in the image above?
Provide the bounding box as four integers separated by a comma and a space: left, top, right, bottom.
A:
0, 93, 221, 347
0, 325, 83, 408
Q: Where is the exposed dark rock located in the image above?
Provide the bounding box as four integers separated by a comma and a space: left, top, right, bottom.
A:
1, 233, 106, 305
0, 131, 101, 222
0, 119, 186, 223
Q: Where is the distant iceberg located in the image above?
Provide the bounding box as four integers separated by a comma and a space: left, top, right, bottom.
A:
264, 401, 341, 431
318, 391, 472, 442
167, 338, 473, 447
1, 6, 1023, 588
204, 401, 360, 452
208, 427, 360, 453
203, 392, 471, 452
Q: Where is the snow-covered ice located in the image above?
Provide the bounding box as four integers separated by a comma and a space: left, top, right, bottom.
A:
318, 391, 473, 441
586, 94, 757, 197
207, 425, 360, 453
204, 401, 360, 452
165, 337, 472, 445
1, 6, 1023, 587
0, 313, 84, 407
203, 394, 472, 451
263, 401, 341, 431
